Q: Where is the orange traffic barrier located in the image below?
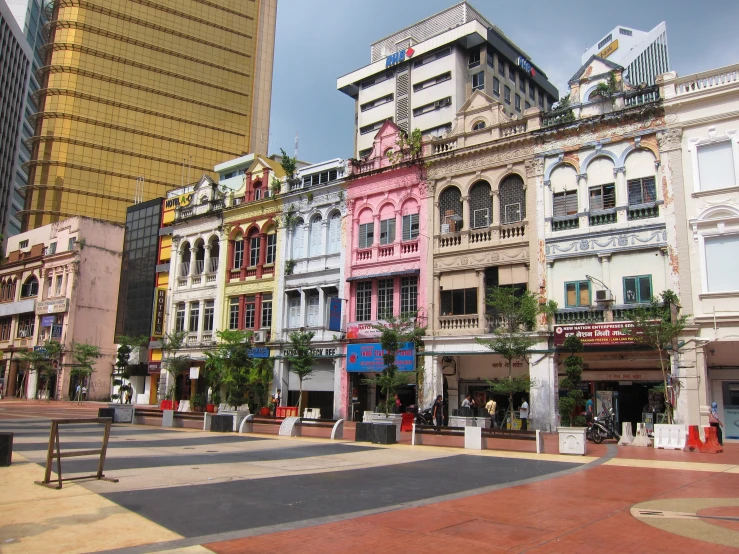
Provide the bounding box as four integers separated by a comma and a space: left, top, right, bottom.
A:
684, 425, 703, 452
699, 426, 723, 454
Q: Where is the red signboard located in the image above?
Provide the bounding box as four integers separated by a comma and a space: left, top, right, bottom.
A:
553, 322, 641, 347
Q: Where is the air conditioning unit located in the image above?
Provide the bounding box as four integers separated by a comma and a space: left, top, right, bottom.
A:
595, 290, 613, 302
253, 330, 268, 343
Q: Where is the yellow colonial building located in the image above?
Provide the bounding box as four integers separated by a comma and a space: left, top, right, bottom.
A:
221, 155, 285, 343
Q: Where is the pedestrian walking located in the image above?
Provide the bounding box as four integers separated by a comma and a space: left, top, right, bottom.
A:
394, 393, 402, 414
432, 395, 443, 431
710, 401, 724, 445
485, 398, 497, 428
519, 398, 529, 431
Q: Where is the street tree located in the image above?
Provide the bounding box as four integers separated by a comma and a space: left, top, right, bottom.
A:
558, 335, 585, 426
207, 329, 252, 409
477, 287, 542, 428
18, 339, 64, 400
69, 342, 102, 402
160, 331, 191, 402
364, 313, 426, 414
286, 331, 316, 414
624, 290, 687, 424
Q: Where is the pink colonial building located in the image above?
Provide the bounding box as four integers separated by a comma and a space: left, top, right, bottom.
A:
342, 121, 430, 417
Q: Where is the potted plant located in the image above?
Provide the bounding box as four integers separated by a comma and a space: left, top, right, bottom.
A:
191, 392, 206, 413
207, 391, 220, 413
557, 335, 587, 455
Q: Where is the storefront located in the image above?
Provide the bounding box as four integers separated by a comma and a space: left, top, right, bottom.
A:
706, 340, 739, 442
555, 322, 667, 433
345, 342, 416, 420
280, 346, 339, 419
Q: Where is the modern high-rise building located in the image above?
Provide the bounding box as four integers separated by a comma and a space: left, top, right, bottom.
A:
5, 0, 50, 237
0, 0, 32, 237
337, 2, 559, 158
23, 0, 277, 231
581, 22, 670, 87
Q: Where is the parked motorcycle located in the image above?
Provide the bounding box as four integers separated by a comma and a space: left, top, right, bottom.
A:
586, 408, 621, 443
414, 406, 434, 426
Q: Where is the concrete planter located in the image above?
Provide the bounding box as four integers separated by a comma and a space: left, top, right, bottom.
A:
370, 413, 402, 441
449, 416, 490, 428
355, 422, 372, 442
107, 403, 134, 423
218, 409, 251, 432
558, 426, 587, 455
162, 409, 175, 428
371, 423, 397, 445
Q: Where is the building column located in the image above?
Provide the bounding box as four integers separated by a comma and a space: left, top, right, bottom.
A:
256, 233, 266, 278
461, 195, 470, 232
491, 190, 500, 226
321, 219, 329, 257
198, 299, 205, 338
477, 269, 485, 330
372, 214, 380, 259
318, 287, 326, 329
254, 293, 262, 331
302, 222, 310, 260
299, 288, 307, 328
203, 244, 211, 274
577, 173, 589, 229
227, 239, 235, 274
238, 295, 245, 330
188, 247, 196, 277
614, 166, 627, 223
598, 254, 612, 291
432, 274, 440, 332
545, 261, 554, 301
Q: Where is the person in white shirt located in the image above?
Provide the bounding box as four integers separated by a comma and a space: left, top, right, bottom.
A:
461, 395, 472, 408
519, 399, 529, 431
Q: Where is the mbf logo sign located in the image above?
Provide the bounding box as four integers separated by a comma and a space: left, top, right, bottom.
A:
517, 56, 536, 76
386, 47, 415, 68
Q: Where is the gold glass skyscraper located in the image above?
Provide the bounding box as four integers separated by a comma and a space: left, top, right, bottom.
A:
23, 0, 276, 229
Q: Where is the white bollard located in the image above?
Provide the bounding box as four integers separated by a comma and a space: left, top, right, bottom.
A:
618, 422, 635, 446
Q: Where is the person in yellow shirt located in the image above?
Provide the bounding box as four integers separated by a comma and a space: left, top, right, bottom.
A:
485, 398, 497, 428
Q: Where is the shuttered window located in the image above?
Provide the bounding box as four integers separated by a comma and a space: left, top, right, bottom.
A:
291, 223, 304, 259
307, 292, 320, 327
310, 217, 322, 257
288, 295, 301, 328
627, 177, 656, 205
553, 191, 578, 217
402, 214, 419, 241
358, 223, 374, 249
328, 213, 341, 253
380, 218, 395, 245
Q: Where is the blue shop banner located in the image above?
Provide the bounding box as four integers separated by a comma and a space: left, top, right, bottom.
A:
328, 297, 342, 332
346, 342, 415, 372
249, 347, 270, 359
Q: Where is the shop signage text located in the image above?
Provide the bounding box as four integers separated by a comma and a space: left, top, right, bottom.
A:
41, 316, 55, 327
148, 362, 161, 374
249, 347, 270, 358
517, 56, 536, 76
165, 192, 194, 209
51, 324, 62, 339
554, 322, 642, 347
386, 47, 415, 68
597, 39, 619, 59
36, 298, 69, 314
152, 288, 166, 337
576, 370, 664, 382
346, 342, 415, 372
283, 348, 336, 357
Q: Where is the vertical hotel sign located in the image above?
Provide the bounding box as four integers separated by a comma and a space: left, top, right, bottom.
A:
152, 288, 166, 337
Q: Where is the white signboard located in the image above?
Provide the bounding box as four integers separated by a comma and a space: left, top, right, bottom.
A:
189, 367, 200, 380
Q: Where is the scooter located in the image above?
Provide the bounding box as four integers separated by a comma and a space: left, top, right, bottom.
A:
586, 408, 621, 443
413, 406, 435, 426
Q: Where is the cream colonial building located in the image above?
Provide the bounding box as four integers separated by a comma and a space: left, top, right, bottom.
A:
273, 158, 348, 419
421, 90, 550, 428
661, 64, 739, 440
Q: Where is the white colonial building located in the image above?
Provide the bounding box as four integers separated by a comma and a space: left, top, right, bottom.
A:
273, 158, 348, 419
162, 176, 227, 401
661, 64, 739, 440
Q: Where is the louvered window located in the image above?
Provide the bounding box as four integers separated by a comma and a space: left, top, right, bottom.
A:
291, 222, 304, 259
307, 291, 320, 327
288, 295, 301, 328
628, 177, 656, 205
380, 218, 395, 245
328, 213, 341, 254
589, 184, 615, 210
358, 222, 374, 249
310, 217, 322, 257
402, 214, 419, 241
553, 191, 578, 217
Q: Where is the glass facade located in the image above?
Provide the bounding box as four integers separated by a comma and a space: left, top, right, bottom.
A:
115, 199, 162, 338
24, 0, 276, 229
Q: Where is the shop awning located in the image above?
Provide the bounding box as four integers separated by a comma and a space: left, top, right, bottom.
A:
346, 269, 419, 282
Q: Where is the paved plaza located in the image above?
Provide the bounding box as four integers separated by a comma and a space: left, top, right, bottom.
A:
0, 401, 738, 553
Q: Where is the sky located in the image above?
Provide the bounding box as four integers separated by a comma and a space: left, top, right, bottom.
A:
268, 0, 739, 164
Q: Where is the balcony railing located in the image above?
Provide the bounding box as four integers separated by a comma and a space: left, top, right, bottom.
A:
554, 309, 605, 324
623, 86, 660, 106
675, 68, 737, 95
589, 209, 617, 226
500, 223, 526, 239
628, 203, 659, 220
401, 241, 419, 254
552, 216, 579, 231
379, 245, 394, 258
357, 249, 372, 261
469, 229, 492, 244
439, 315, 480, 331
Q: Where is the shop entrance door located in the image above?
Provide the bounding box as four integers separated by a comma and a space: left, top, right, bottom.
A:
722, 382, 739, 440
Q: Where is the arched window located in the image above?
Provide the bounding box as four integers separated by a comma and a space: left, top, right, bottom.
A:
193, 239, 205, 275
179, 242, 191, 277
247, 228, 260, 266
253, 180, 262, 201
292, 219, 304, 259
499, 175, 526, 224
233, 233, 244, 269
21, 276, 39, 298
439, 186, 462, 232
263, 224, 276, 265
472, 121, 486, 131
328, 212, 341, 254
208, 236, 220, 273
469, 181, 492, 228
309, 215, 323, 257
